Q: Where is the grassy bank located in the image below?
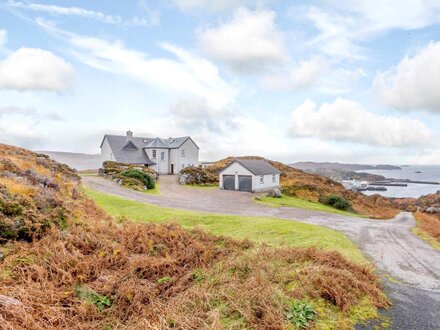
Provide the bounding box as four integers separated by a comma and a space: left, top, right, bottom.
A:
257, 195, 364, 217
85, 187, 366, 263
413, 212, 440, 250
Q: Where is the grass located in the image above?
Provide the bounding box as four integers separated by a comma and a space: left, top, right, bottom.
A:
413, 212, 440, 250
85, 187, 366, 263
413, 228, 440, 250
257, 195, 365, 217
142, 179, 160, 195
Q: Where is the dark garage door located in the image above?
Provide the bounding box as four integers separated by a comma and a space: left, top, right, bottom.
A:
238, 175, 252, 192
223, 175, 235, 190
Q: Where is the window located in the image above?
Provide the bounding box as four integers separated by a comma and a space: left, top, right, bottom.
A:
272, 175, 276, 183
161, 152, 165, 161
181, 148, 186, 157
152, 150, 156, 158
110, 152, 113, 160
260, 176, 264, 184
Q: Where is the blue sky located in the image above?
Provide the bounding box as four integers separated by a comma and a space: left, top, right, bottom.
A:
0, 0, 439, 164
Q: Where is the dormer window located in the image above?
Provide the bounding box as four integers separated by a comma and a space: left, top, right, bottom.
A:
152, 150, 157, 158
181, 149, 186, 157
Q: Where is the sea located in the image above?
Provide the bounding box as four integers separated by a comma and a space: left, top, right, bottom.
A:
359, 165, 440, 198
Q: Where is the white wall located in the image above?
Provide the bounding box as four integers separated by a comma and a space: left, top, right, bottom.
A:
252, 173, 280, 192
145, 148, 169, 174
172, 138, 199, 173
100, 138, 114, 162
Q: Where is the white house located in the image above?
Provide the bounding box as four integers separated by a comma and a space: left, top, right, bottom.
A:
219, 159, 281, 192
100, 131, 199, 175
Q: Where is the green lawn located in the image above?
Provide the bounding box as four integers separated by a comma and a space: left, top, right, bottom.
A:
85, 187, 366, 263
142, 179, 160, 195
257, 195, 364, 217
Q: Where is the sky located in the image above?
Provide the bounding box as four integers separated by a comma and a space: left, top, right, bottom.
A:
0, 0, 439, 164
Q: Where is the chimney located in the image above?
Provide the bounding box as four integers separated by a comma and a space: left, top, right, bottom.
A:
126, 130, 133, 140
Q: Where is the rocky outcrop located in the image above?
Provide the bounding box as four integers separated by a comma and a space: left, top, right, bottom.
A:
99, 161, 158, 181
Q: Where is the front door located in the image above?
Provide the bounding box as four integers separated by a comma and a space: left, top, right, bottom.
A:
170, 164, 174, 174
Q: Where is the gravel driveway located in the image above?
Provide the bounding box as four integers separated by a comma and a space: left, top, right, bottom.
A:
83, 175, 440, 328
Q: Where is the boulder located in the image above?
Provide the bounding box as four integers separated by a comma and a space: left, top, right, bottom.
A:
426, 206, 440, 214
0, 295, 21, 308
267, 188, 282, 198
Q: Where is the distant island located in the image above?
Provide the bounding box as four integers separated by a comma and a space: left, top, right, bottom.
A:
290, 162, 401, 171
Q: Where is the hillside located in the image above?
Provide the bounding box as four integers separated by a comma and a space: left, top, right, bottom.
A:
213, 157, 398, 219
0, 144, 389, 329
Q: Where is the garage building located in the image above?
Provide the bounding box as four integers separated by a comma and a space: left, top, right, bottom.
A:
219, 159, 281, 192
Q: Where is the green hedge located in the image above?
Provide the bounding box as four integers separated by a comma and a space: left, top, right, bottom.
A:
119, 169, 155, 189
318, 195, 351, 211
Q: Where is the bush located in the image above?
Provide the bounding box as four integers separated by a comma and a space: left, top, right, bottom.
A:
319, 194, 351, 210
179, 166, 218, 185
119, 169, 155, 189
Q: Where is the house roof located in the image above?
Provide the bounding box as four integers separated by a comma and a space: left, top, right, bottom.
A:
223, 159, 281, 175
101, 134, 198, 165
145, 137, 169, 148
102, 135, 156, 165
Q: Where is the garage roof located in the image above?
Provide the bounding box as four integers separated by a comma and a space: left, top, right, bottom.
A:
227, 159, 281, 175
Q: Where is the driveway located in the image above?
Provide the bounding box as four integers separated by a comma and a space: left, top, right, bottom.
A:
83, 175, 440, 328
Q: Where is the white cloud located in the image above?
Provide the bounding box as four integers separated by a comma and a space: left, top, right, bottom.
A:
0, 30, 7, 48
262, 57, 327, 91
374, 41, 440, 113
302, 0, 440, 59
262, 57, 365, 93
0, 123, 43, 148
6, 0, 159, 27
63, 32, 236, 107
0, 47, 75, 91
198, 7, 287, 72
411, 149, 440, 165
0, 105, 64, 121
0, 105, 36, 118
173, 0, 273, 12
288, 98, 434, 148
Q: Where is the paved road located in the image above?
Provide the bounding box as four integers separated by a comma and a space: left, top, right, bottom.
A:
84, 175, 440, 328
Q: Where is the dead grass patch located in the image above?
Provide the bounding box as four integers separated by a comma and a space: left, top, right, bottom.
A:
0, 144, 389, 329
414, 212, 440, 248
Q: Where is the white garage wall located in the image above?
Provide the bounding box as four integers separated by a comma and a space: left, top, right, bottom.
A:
252, 173, 280, 192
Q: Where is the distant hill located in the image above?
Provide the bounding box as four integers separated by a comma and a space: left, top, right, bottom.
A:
290, 161, 401, 171
39, 151, 102, 171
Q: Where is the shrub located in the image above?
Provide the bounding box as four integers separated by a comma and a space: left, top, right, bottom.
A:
319, 194, 351, 210
285, 300, 317, 329
119, 169, 155, 189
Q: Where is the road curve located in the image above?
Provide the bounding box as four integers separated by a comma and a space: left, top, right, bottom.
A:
83, 175, 440, 292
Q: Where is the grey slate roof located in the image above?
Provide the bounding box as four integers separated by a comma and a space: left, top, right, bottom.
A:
232, 159, 281, 175
145, 137, 169, 149
102, 135, 156, 165
101, 134, 197, 165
